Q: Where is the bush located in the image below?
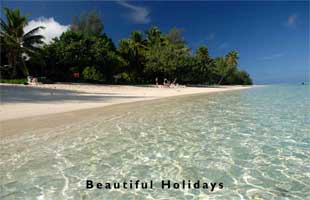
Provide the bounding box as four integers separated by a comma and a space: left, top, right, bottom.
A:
233, 70, 253, 85
82, 66, 104, 82
120, 72, 132, 82
38, 77, 54, 84
0, 78, 28, 84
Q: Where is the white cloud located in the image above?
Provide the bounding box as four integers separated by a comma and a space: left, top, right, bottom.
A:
260, 53, 284, 60
117, 1, 150, 24
24, 17, 69, 44
286, 14, 298, 28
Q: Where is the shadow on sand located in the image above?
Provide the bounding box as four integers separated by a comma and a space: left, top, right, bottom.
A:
0, 85, 147, 104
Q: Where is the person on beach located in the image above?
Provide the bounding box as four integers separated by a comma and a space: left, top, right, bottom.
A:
163, 78, 168, 87
167, 80, 171, 87
170, 78, 177, 88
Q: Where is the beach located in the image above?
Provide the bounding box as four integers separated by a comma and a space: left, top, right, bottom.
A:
1, 85, 309, 199
0, 83, 251, 122
1, 1, 308, 199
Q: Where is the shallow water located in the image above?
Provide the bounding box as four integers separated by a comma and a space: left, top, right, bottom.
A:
1, 85, 309, 200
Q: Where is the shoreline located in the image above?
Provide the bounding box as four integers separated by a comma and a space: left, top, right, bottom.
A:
0, 83, 253, 135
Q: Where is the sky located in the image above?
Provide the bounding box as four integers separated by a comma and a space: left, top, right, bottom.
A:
1, 1, 309, 84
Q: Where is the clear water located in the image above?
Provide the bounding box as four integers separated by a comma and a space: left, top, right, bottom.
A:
1, 85, 309, 200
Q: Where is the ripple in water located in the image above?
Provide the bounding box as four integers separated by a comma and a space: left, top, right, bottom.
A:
1, 85, 309, 200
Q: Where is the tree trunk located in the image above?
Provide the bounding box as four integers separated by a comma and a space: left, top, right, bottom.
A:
217, 76, 224, 85
21, 57, 29, 76
10, 52, 17, 78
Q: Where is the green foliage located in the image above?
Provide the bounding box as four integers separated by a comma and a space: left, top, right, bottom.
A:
226, 50, 239, 67
144, 43, 187, 78
71, 10, 103, 36
1, 7, 252, 85
118, 31, 147, 82
213, 51, 240, 85
143, 27, 190, 81
41, 30, 123, 81
227, 69, 253, 85
175, 57, 198, 84
0, 7, 44, 78
167, 27, 186, 48
145, 26, 162, 46
0, 78, 27, 84
185, 46, 214, 84
82, 66, 104, 82
119, 72, 134, 83
196, 46, 210, 63
214, 57, 229, 84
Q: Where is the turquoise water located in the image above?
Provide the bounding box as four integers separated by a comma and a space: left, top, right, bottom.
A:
1, 85, 309, 200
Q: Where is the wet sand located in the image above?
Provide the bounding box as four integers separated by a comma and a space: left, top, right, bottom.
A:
0, 83, 252, 135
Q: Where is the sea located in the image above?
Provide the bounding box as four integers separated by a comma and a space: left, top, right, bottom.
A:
1, 85, 309, 200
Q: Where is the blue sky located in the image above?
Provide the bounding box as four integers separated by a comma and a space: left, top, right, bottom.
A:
1, 1, 309, 84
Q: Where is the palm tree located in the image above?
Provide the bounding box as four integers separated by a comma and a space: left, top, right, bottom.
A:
196, 46, 210, 63
129, 31, 147, 76
130, 31, 143, 43
226, 50, 239, 67
214, 50, 239, 85
145, 26, 161, 46
214, 57, 228, 85
118, 31, 147, 81
130, 31, 147, 52
0, 7, 45, 77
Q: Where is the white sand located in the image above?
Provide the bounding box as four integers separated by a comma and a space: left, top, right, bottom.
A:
0, 83, 251, 121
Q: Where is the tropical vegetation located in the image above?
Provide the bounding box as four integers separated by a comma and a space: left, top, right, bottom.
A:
1, 7, 252, 85
0, 7, 45, 78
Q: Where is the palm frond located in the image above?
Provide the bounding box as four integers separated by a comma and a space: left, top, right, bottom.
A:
23, 26, 45, 39
23, 36, 45, 49
0, 18, 10, 34
2, 32, 19, 46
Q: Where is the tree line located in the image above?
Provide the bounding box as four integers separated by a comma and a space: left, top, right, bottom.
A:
1, 8, 252, 85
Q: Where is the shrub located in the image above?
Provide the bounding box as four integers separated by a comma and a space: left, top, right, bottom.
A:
82, 66, 104, 82
0, 78, 28, 84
